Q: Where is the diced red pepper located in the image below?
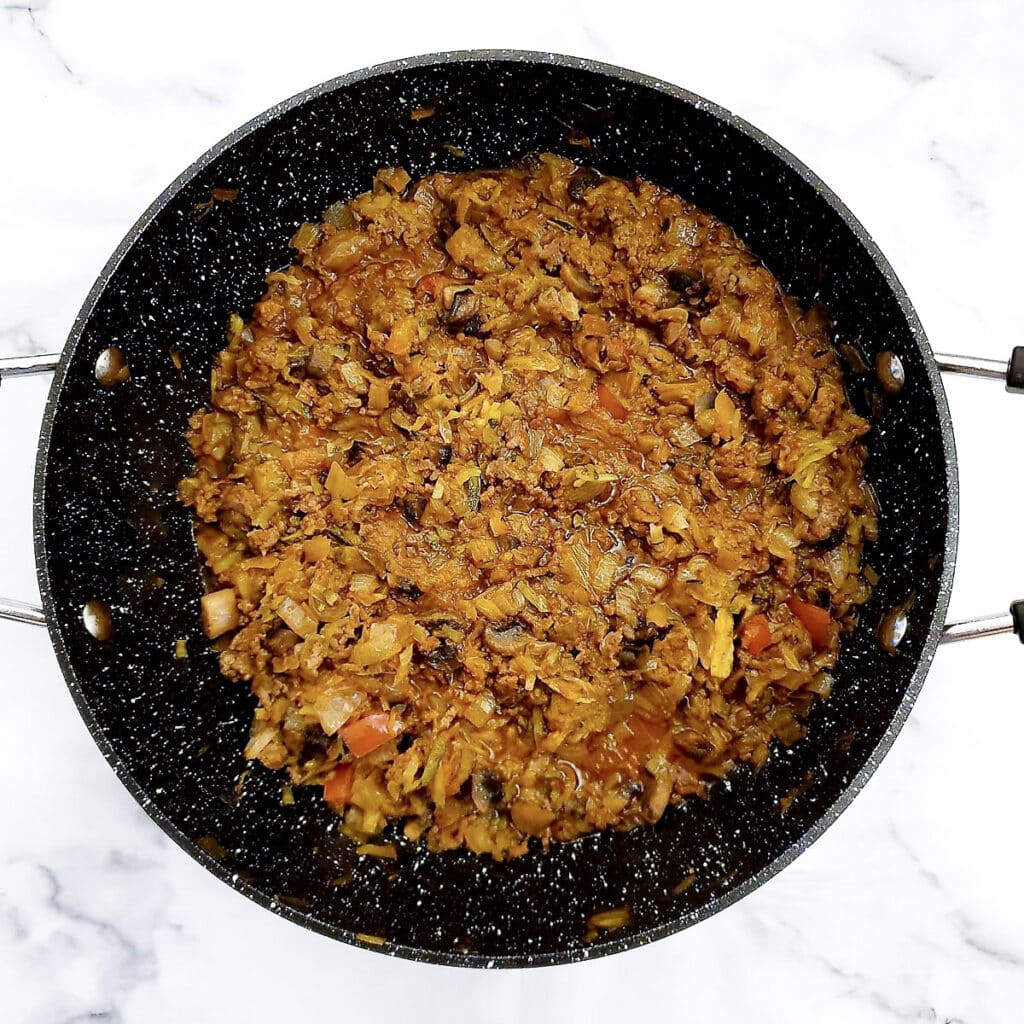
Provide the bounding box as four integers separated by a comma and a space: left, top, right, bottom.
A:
740, 613, 772, 655
787, 598, 830, 649
323, 762, 354, 803
596, 383, 628, 420
339, 713, 402, 757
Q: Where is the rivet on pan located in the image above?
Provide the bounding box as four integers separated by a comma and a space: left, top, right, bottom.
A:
875, 351, 905, 394
82, 599, 114, 642
878, 594, 915, 653
95, 347, 129, 387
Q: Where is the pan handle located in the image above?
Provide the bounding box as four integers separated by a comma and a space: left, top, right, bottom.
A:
0, 352, 60, 627
941, 606, 1024, 643
935, 347, 1024, 391
936, 348, 1024, 644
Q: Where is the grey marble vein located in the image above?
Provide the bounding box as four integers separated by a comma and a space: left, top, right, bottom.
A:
888, 819, 1024, 972
37, 863, 145, 964
928, 140, 987, 217
875, 50, 936, 86
1, 903, 29, 942
2, 1, 80, 82
743, 900, 947, 1023
0, 852, 171, 1023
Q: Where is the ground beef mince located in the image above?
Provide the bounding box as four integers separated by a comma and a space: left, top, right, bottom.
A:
180, 155, 876, 859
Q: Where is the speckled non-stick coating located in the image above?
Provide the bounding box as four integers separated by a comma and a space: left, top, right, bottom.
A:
33, 51, 957, 967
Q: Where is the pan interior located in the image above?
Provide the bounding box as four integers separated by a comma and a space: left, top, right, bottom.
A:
36, 54, 955, 966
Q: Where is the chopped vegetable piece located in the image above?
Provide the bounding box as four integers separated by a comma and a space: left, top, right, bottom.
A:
788, 598, 830, 649
200, 589, 238, 639
356, 843, 398, 859
671, 871, 697, 896
303, 535, 332, 562
276, 596, 319, 638
709, 607, 735, 680
326, 461, 357, 500
323, 762, 355, 803
340, 714, 402, 756
740, 613, 772, 655
349, 618, 411, 665
587, 905, 632, 931
596, 382, 628, 420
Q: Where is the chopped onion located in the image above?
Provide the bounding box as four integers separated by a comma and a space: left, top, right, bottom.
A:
350, 618, 410, 665
245, 723, 276, 759
326, 461, 357, 500
201, 588, 239, 639
516, 580, 549, 612
536, 446, 564, 473
671, 419, 704, 448
633, 565, 669, 591
277, 596, 319, 638
592, 552, 619, 595
791, 482, 820, 518
662, 503, 689, 537
316, 693, 362, 734
709, 607, 735, 680
587, 905, 633, 931
768, 524, 800, 559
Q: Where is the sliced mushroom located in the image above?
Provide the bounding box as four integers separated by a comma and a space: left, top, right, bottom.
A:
559, 262, 602, 302
483, 620, 529, 656
425, 637, 460, 671
440, 287, 485, 336
401, 497, 425, 527
567, 166, 603, 201
442, 286, 479, 321
513, 151, 544, 170
667, 270, 713, 314
393, 579, 423, 602
471, 771, 504, 813
305, 347, 333, 379
642, 769, 673, 823
616, 642, 646, 670
510, 798, 556, 836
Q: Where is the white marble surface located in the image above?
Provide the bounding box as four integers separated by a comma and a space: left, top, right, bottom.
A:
2, 1, 1024, 1020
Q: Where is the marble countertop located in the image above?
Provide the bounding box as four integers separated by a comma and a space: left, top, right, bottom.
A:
3, 2, 1024, 1020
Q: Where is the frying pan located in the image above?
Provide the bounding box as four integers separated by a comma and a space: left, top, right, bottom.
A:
2, 51, 1022, 968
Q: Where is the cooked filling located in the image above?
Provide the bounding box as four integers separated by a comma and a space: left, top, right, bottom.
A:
181, 155, 875, 859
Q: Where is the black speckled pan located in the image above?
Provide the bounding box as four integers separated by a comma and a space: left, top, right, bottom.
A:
24, 51, 957, 966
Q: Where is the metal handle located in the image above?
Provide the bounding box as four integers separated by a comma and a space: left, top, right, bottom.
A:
936, 349, 1024, 643
0, 353, 60, 378
935, 347, 1024, 392
0, 352, 61, 627
940, 611, 1016, 644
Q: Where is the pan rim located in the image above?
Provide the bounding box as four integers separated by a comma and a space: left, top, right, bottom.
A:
30, 48, 960, 968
